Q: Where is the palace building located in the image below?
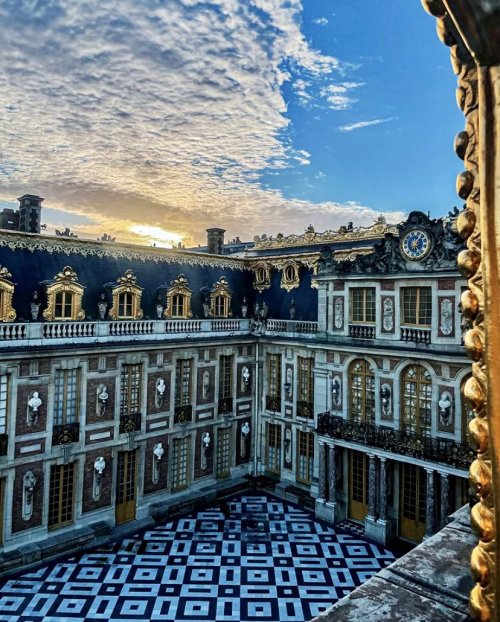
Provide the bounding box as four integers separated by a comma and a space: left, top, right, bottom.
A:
0, 206, 470, 576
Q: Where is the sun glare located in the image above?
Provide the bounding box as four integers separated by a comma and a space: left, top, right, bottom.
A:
129, 225, 184, 248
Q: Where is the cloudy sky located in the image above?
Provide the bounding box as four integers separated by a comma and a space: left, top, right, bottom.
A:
0, 0, 463, 247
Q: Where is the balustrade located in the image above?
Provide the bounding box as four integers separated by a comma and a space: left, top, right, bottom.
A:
349, 324, 375, 339
401, 326, 431, 344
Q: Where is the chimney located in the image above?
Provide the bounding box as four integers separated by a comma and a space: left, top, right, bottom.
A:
18, 194, 44, 234
206, 228, 226, 255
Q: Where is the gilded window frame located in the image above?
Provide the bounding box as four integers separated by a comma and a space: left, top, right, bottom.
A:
108, 270, 144, 320
210, 276, 232, 318
164, 275, 192, 319
42, 266, 85, 322
0, 267, 16, 322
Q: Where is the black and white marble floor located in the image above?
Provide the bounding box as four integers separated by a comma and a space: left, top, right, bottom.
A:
0, 494, 396, 622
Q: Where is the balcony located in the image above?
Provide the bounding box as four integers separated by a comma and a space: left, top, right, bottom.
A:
119, 412, 142, 434
218, 397, 233, 415
265, 320, 318, 339
0, 433, 7, 456
317, 413, 474, 471
296, 400, 314, 419
52, 422, 80, 445
266, 395, 281, 413
0, 318, 251, 349
349, 323, 375, 339
401, 326, 431, 344
174, 404, 193, 424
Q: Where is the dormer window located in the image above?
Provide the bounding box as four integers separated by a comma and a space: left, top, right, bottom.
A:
210, 276, 232, 319
108, 270, 143, 320
43, 267, 85, 322
0, 267, 16, 323
253, 262, 271, 292
281, 262, 300, 292
165, 275, 192, 320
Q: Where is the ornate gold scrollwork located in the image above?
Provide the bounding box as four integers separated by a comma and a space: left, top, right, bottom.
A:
42, 266, 85, 321
164, 274, 193, 319
280, 261, 300, 292
0, 266, 16, 322
421, 1, 494, 619
107, 270, 144, 320
210, 276, 232, 318
252, 262, 271, 292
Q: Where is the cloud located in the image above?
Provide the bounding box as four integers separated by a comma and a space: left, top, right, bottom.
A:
338, 117, 397, 132
0, 0, 399, 245
313, 17, 328, 26
320, 82, 364, 110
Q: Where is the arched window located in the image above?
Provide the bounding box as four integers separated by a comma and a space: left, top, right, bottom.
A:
210, 276, 232, 318
0, 266, 16, 322
281, 262, 300, 292
401, 365, 432, 436
165, 275, 192, 319
349, 360, 375, 424
43, 267, 85, 322
108, 270, 143, 320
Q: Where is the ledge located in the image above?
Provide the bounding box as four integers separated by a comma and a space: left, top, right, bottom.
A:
312, 505, 475, 622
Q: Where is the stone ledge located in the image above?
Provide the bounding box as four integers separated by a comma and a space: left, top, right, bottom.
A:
312, 506, 475, 622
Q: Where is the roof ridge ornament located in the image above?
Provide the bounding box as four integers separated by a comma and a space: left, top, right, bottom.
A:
54, 266, 79, 282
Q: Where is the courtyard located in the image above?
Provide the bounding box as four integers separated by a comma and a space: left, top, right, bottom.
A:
0, 494, 396, 622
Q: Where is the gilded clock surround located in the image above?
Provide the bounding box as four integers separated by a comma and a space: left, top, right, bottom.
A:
107, 270, 144, 321
42, 266, 85, 322
0, 267, 16, 323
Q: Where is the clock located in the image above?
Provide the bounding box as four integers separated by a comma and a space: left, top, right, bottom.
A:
400, 229, 431, 261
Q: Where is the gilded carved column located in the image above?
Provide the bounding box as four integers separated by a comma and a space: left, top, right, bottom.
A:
318, 442, 326, 502
440, 472, 450, 529
367, 454, 377, 520
425, 468, 436, 539
328, 444, 336, 504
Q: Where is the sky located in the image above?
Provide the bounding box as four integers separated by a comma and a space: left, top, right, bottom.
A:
0, 0, 464, 248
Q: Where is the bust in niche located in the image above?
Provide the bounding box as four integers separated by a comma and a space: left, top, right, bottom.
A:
97, 385, 108, 417
156, 378, 166, 408
28, 391, 42, 426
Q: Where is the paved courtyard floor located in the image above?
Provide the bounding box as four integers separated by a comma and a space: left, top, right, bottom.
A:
0, 493, 396, 622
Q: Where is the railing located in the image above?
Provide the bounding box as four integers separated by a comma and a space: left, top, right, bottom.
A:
316, 413, 474, 470
119, 412, 142, 434
44, 322, 96, 339
265, 319, 318, 335
218, 396, 234, 415
109, 321, 154, 336
401, 326, 431, 344
165, 320, 202, 333
0, 318, 251, 347
297, 400, 314, 419
52, 422, 80, 446
349, 323, 375, 339
0, 433, 7, 456
174, 404, 193, 424
266, 395, 281, 412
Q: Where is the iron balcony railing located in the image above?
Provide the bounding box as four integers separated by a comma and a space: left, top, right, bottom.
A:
316, 412, 474, 471
297, 400, 314, 419
218, 397, 233, 415
174, 404, 193, 424
266, 395, 281, 413
119, 412, 142, 434
52, 422, 80, 445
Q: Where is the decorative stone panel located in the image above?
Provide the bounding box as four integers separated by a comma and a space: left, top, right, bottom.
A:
82, 448, 113, 513
86, 378, 116, 424
333, 281, 344, 291
379, 379, 393, 422
147, 371, 171, 415
143, 435, 169, 495
438, 297, 455, 337
381, 281, 395, 291
14, 439, 46, 459
197, 366, 215, 406
16, 385, 47, 436
12, 461, 43, 533
194, 426, 214, 479
236, 362, 252, 399
437, 278, 456, 290
381, 297, 395, 333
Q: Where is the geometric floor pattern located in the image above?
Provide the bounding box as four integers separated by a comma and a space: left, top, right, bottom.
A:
0, 494, 396, 622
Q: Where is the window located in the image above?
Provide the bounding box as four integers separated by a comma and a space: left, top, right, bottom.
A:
219, 355, 233, 399
54, 369, 79, 425
267, 423, 281, 473
216, 428, 231, 478
351, 288, 375, 323
172, 294, 185, 318
54, 291, 74, 320
175, 359, 192, 406
210, 277, 232, 318
172, 437, 190, 491
401, 365, 432, 436
268, 354, 281, 398
214, 295, 227, 318
48, 463, 75, 529
120, 364, 142, 416
118, 292, 134, 318
0, 375, 7, 434
401, 287, 432, 326
297, 357, 314, 418
350, 360, 375, 424
296, 430, 314, 485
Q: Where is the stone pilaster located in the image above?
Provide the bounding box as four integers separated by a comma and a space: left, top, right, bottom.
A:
318, 442, 326, 502
327, 444, 336, 504
424, 468, 435, 539
367, 454, 376, 519
440, 472, 450, 529
379, 457, 387, 522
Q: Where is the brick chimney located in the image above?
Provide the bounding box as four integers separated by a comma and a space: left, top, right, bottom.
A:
206, 228, 225, 255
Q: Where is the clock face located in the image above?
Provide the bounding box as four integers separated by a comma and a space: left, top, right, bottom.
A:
401, 229, 431, 260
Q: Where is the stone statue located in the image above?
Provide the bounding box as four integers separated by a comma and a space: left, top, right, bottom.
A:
439, 391, 453, 427
156, 378, 166, 408
380, 383, 392, 418
23, 470, 37, 520
97, 385, 108, 417
30, 291, 41, 321
202, 370, 211, 400
28, 391, 42, 426
155, 297, 164, 319
241, 297, 248, 318
97, 293, 108, 320
94, 456, 106, 476
331, 376, 341, 408
153, 442, 164, 461
241, 421, 250, 459
241, 366, 250, 393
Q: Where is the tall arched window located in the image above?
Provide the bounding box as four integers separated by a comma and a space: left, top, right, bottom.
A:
349, 360, 375, 424
401, 365, 432, 436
